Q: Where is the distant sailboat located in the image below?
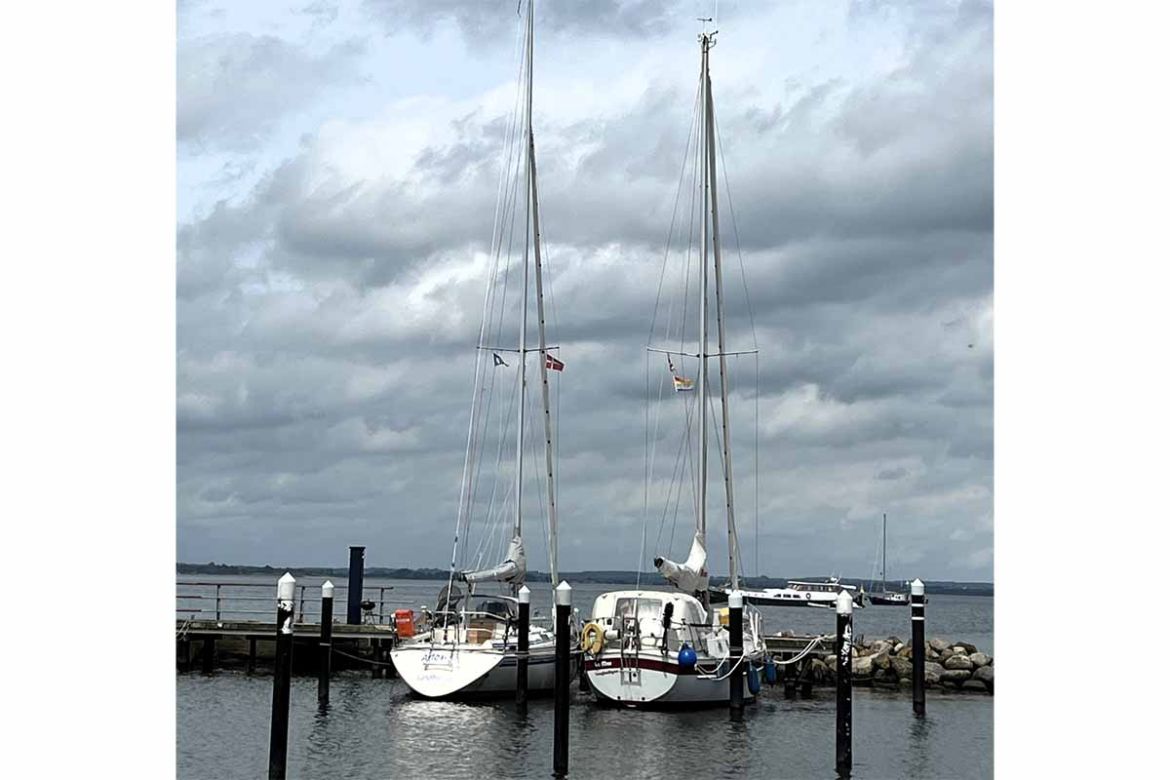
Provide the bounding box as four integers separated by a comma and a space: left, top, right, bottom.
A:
868, 513, 910, 606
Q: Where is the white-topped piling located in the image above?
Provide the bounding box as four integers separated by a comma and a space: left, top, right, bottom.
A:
911, 578, 926, 717
553, 581, 571, 777
517, 585, 531, 709
318, 580, 334, 707
836, 590, 853, 778
729, 590, 745, 719
269, 572, 296, 780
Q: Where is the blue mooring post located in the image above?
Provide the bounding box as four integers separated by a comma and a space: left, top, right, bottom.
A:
729, 589, 745, 720
346, 546, 365, 625
268, 573, 296, 780
516, 585, 530, 711
318, 580, 334, 707
911, 578, 926, 717
553, 581, 571, 778
836, 591, 853, 778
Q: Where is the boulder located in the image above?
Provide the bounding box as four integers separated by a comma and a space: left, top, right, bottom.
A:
852, 655, 875, 679
973, 665, 994, 693
886, 636, 904, 649
926, 647, 941, 662
938, 648, 954, 662
962, 677, 987, 692
891, 657, 914, 679
944, 654, 974, 671
969, 652, 991, 668
950, 645, 968, 656
924, 662, 944, 687
869, 640, 891, 657
872, 649, 892, 671
954, 641, 978, 654
939, 669, 971, 688
897, 644, 913, 659
893, 642, 906, 655
929, 638, 950, 653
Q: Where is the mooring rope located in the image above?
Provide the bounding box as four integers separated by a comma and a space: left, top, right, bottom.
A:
330, 646, 397, 668
770, 634, 831, 666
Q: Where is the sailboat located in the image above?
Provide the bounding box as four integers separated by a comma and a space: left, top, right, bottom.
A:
868, 513, 910, 606
391, 0, 568, 698
582, 28, 766, 707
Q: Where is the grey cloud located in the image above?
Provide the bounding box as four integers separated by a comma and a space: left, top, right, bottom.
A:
178, 33, 364, 151
178, 0, 993, 579
364, 0, 691, 44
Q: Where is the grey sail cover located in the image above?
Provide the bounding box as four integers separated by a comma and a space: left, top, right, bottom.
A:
656, 531, 709, 593
462, 535, 527, 585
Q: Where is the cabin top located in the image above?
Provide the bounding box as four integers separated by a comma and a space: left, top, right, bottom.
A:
588, 589, 708, 626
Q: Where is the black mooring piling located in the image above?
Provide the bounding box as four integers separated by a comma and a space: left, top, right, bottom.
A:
201, 637, 216, 675
911, 578, 926, 717
268, 572, 296, 780
247, 638, 257, 675
318, 580, 334, 707
553, 581, 571, 778
516, 585, 530, 710
346, 545, 365, 625
729, 589, 745, 720
836, 591, 853, 778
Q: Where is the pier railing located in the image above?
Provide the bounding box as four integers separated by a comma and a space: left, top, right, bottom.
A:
176, 580, 409, 625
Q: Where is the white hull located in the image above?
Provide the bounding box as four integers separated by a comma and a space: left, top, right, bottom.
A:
391, 637, 559, 699
586, 648, 758, 706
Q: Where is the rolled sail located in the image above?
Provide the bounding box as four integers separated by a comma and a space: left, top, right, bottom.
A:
654, 531, 709, 593
461, 535, 527, 585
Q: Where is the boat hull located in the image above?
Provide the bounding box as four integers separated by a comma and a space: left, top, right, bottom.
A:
584, 652, 757, 707
391, 641, 558, 699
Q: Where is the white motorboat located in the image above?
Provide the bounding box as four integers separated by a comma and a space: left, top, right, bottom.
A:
712, 577, 865, 609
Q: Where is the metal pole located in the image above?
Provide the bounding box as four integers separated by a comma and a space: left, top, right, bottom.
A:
247, 638, 256, 675
729, 590, 744, 719
836, 591, 853, 778
553, 581, 571, 778
318, 580, 334, 707
268, 572, 296, 780
347, 546, 365, 625
911, 578, 926, 717
215, 583, 221, 622
517, 585, 530, 710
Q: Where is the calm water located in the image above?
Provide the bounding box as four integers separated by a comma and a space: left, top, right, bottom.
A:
177, 577, 992, 779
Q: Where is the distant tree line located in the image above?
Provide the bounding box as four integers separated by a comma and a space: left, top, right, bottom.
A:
177, 562, 992, 596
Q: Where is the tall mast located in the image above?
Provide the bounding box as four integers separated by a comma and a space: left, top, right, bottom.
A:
881, 513, 887, 591
703, 32, 740, 592
697, 35, 711, 578
526, 0, 559, 588
512, 0, 534, 552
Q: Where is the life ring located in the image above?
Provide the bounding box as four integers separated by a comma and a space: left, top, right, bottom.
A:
581, 622, 605, 655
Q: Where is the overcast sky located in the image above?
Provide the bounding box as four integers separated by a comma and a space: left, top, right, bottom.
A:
177, 0, 992, 582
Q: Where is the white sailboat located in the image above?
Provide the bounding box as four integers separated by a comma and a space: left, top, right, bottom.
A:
391, 0, 567, 699
583, 28, 766, 707
868, 513, 910, 606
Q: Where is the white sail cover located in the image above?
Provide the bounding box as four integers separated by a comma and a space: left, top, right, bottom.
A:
462, 535, 527, 585
655, 531, 709, 593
